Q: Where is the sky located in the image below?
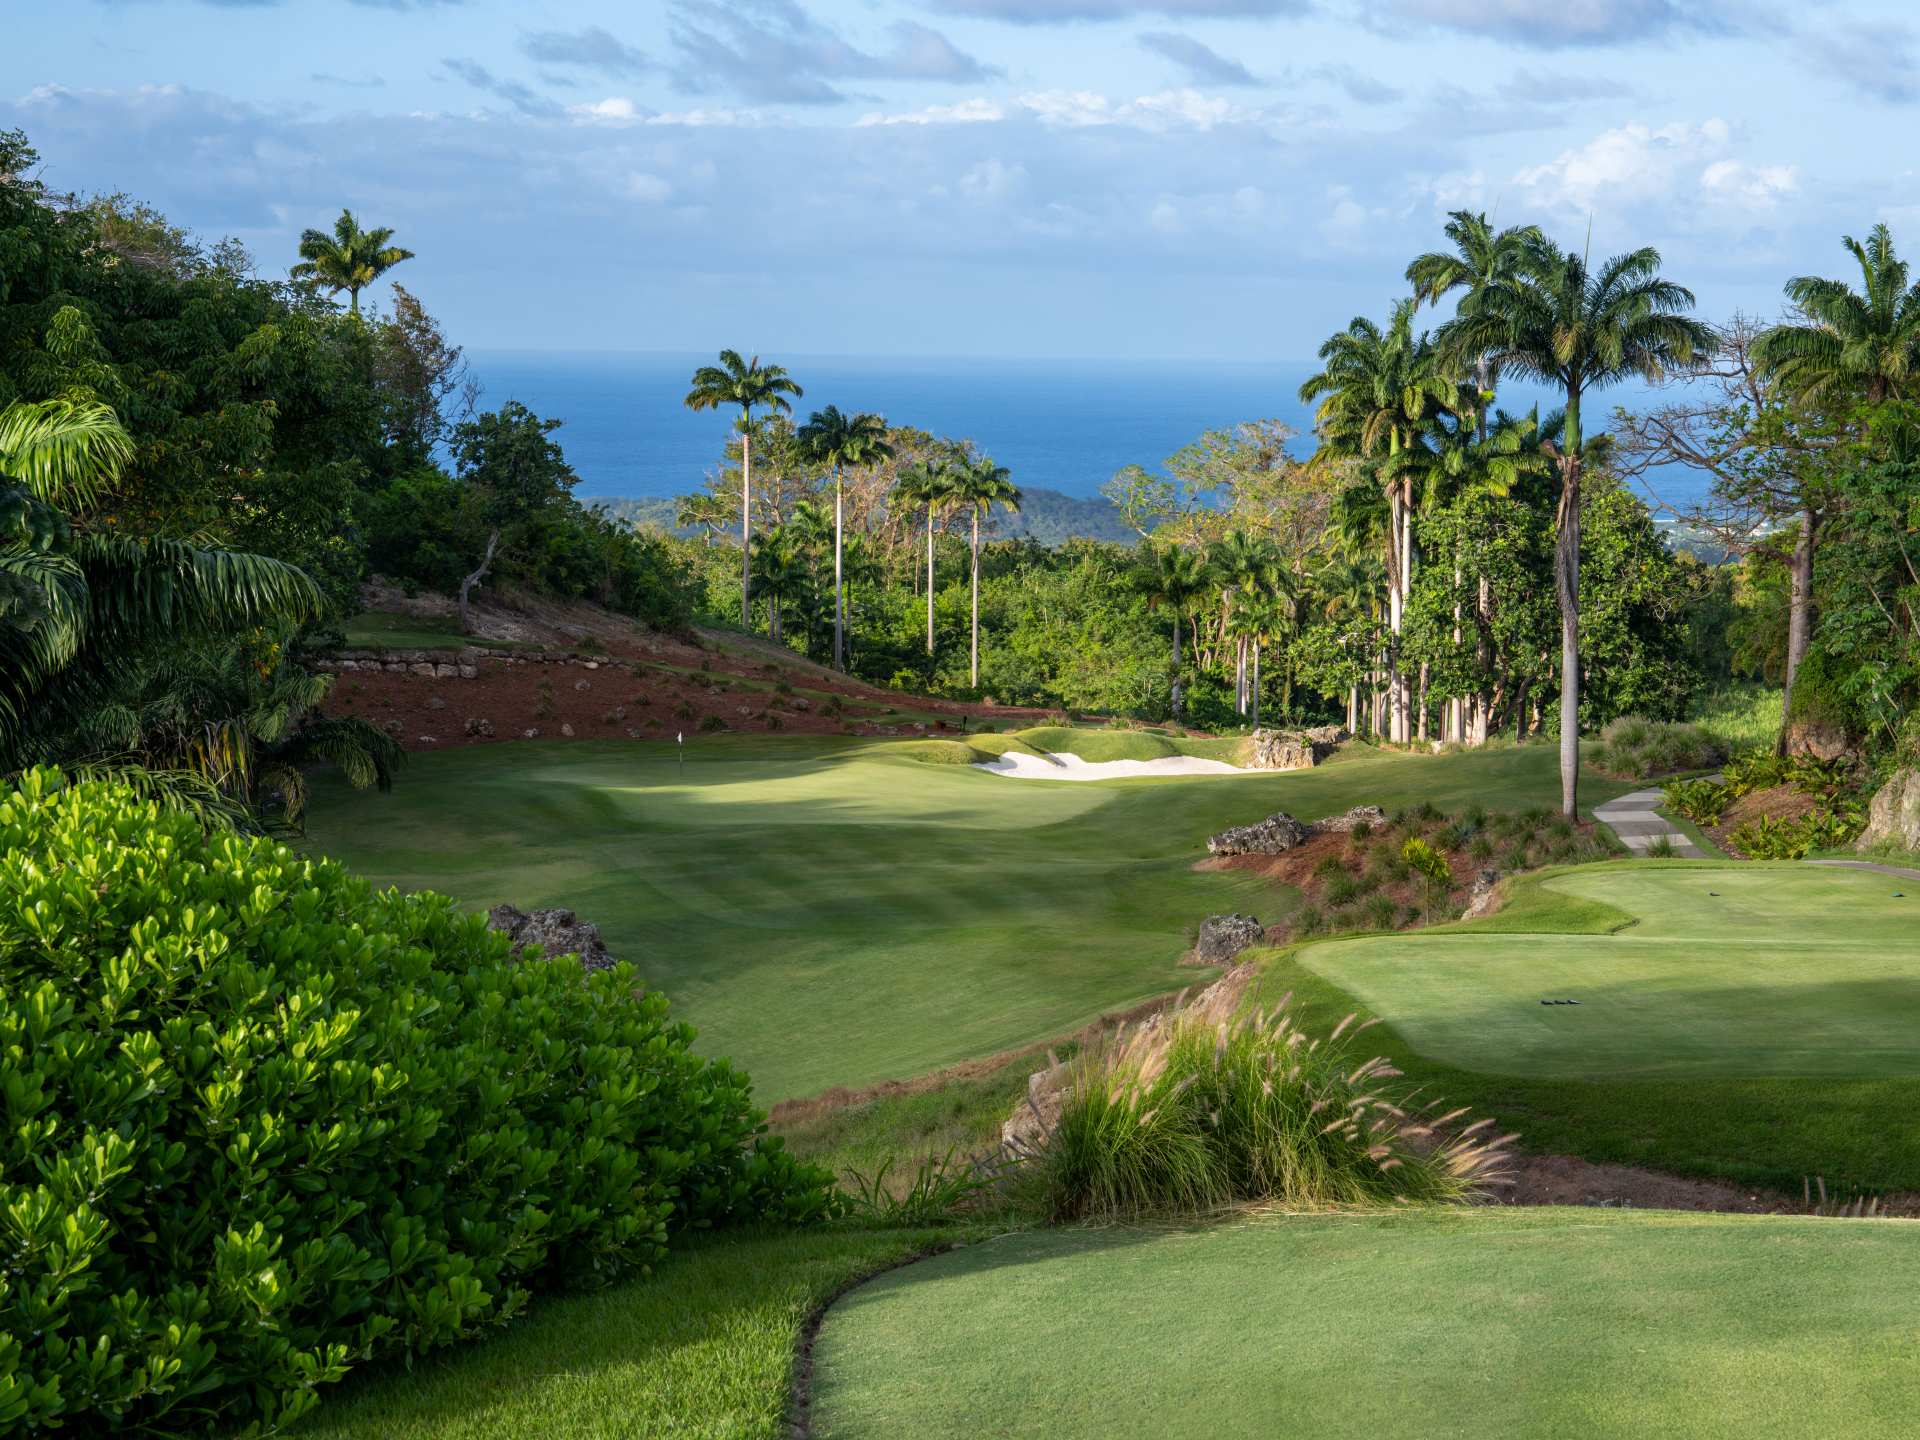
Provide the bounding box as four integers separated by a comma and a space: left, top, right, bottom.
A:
3, 0, 1917, 361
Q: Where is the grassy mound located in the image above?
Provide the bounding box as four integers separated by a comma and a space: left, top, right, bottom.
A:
811, 1211, 1920, 1439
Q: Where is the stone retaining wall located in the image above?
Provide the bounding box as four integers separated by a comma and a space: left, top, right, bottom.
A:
311, 648, 635, 681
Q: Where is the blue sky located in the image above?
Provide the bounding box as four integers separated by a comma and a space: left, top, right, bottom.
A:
4, 0, 1916, 360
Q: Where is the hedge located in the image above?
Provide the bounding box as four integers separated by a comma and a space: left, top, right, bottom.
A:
0, 768, 833, 1435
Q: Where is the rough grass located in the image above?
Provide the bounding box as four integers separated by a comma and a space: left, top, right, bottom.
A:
1590, 716, 1725, 780
292, 1225, 976, 1440
305, 736, 1632, 1102
341, 610, 472, 650
811, 1210, 1920, 1440
1691, 682, 1784, 754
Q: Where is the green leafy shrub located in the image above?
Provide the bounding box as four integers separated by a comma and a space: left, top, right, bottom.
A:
1663, 778, 1732, 825
1723, 748, 1792, 798
0, 769, 833, 1436
1729, 812, 1813, 860
1017, 992, 1505, 1222
1400, 836, 1452, 886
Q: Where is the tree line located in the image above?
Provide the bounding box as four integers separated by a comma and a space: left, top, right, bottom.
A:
672, 215, 1920, 816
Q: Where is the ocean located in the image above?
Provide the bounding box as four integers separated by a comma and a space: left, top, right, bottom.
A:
465, 349, 1709, 513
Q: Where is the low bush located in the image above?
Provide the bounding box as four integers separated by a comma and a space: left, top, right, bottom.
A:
1017, 991, 1506, 1222
1664, 778, 1733, 825
1592, 716, 1725, 780
1323, 871, 1368, 906
0, 770, 833, 1436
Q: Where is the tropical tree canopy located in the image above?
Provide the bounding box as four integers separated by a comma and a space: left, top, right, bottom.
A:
1752, 223, 1920, 405
290, 208, 415, 315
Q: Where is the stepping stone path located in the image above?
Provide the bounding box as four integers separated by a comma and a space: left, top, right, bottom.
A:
1593, 789, 1711, 858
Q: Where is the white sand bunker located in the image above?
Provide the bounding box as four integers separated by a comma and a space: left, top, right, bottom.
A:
975, 750, 1248, 781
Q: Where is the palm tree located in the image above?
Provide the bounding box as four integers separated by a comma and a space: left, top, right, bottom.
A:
2, 398, 323, 812
1440, 237, 1713, 816
1206, 529, 1281, 716
684, 351, 804, 627
892, 459, 957, 657
1234, 585, 1296, 729
1299, 301, 1460, 742
1746, 229, 1920, 746
749, 527, 808, 646
1317, 551, 1386, 735
947, 456, 1021, 688
797, 406, 892, 671
1753, 223, 1920, 406
1407, 211, 1544, 433
1137, 544, 1210, 710
289, 209, 414, 315
1405, 407, 1552, 741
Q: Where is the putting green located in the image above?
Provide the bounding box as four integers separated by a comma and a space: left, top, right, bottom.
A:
810, 1211, 1920, 1439
303, 735, 1620, 1101
1301, 866, 1920, 1079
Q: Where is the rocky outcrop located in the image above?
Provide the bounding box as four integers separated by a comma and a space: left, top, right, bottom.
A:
1245, 725, 1348, 771
1316, 804, 1386, 834
1461, 868, 1504, 919
1207, 812, 1309, 856
1858, 768, 1920, 855
1189, 913, 1264, 966
487, 904, 619, 974
1784, 715, 1856, 761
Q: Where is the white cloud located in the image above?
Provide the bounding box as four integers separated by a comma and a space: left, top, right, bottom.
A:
1149, 199, 1182, 232
856, 98, 1006, 126
957, 157, 1026, 199
627, 172, 673, 203
1511, 117, 1793, 216
1700, 157, 1798, 210
568, 97, 762, 127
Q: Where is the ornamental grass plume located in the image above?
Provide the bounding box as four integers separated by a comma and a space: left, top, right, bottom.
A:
1018, 987, 1509, 1222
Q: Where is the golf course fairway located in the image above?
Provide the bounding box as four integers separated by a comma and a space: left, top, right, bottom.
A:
302, 734, 1627, 1100
810, 1210, 1920, 1439
1301, 866, 1920, 1079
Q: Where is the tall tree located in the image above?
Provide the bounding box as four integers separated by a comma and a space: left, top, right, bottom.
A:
1441, 237, 1713, 815
1137, 543, 1211, 708
1753, 223, 1920, 406
1206, 528, 1282, 716
1406, 210, 1543, 432
1299, 301, 1457, 741
1615, 319, 1841, 752
289, 208, 415, 315
683, 351, 803, 628
947, 456, 1021, 688
797, 405, 893, 671
892, 458, 957, 657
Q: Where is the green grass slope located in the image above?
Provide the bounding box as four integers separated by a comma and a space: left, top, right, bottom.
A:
812, 1211, 1920, 1440
1253, 865, 1920, 1190
294, 1226, 974, 1440
304, 736, 1627, 1101
1303, 866, 1920, 1079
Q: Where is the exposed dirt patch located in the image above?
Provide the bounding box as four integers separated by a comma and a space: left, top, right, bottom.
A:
1497, 1152, 1918, 1218
324, 589, 1066, 751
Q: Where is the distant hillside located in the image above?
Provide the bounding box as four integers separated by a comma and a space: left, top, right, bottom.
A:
591, 487, 1142, 547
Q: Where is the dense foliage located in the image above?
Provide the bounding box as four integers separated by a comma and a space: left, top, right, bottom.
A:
0, 768, 833, 1435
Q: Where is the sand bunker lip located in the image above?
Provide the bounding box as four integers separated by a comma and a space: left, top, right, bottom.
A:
974, 750, 1249, 781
